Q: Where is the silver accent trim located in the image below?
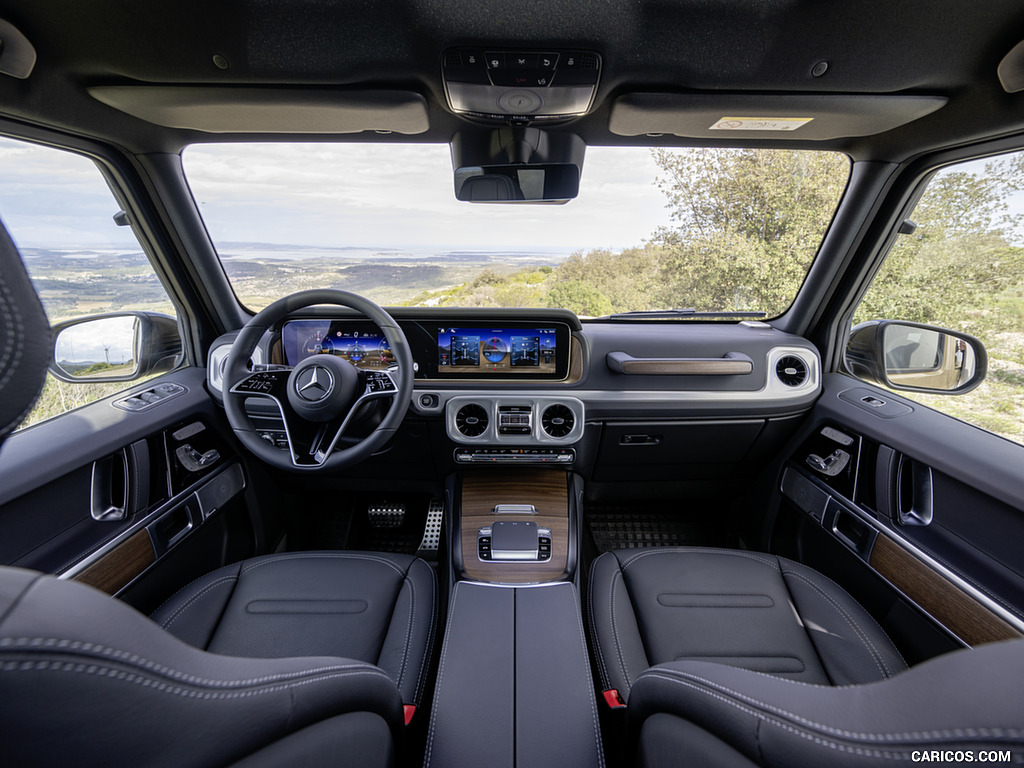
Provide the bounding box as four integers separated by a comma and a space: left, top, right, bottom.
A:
208, 342, 263, 397
229, 367, 399, 467
447, 396, 585, 445
295, 365, 334, 401
494, 504, 537, 514
417, 498, 444, 554
90, 449, 128, 521
446, 82, 595, 117
421, 347, 820, 415
785, 474, 1024, 642
59, 463, 246, 582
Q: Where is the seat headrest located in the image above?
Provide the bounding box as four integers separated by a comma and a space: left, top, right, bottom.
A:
0, 218, 50, 447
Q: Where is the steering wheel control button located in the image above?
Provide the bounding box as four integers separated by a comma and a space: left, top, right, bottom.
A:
234, 372, 280, 394
295, 365, 334, 401
364, 371, 396, 393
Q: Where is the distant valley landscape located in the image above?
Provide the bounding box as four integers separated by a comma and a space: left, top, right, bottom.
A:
22, 244, 570, 319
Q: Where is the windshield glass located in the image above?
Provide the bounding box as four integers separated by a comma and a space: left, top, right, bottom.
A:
184, 144, 849, 317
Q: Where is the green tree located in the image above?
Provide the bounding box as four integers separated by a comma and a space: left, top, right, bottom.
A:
649, 148, 849, 314
546, 280, 614, 317
855, 153, 1024, 336
549, 247, 665, 314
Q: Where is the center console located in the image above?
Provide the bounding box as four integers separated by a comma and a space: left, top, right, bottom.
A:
424, 468, 603, 768
456, 469, 573, 584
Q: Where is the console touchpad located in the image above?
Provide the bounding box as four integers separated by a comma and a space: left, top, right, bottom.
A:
479, 520, 551, 562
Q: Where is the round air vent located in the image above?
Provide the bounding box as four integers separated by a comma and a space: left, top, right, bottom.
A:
455, 403, 489, 437
776, 355, 809, 387
541, 403, 575, 438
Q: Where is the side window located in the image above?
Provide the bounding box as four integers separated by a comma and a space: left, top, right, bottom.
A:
852, 150, 1024, 445
0, 136, 182, 428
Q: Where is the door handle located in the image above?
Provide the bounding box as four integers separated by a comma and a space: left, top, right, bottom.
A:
91, 450, 129, 521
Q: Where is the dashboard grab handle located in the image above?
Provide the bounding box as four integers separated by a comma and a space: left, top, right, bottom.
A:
606, 351, 753, 375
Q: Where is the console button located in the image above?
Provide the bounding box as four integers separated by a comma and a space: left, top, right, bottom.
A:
509, 52, 538, 69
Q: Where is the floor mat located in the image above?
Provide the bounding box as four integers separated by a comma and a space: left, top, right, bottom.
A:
587, 507, 737, 552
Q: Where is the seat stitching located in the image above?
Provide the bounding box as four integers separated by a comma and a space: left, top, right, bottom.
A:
587, 555, 612, 690
610, 568, 635, 694
151, 564, 242, 620
567, 583, 607, 768
620, 547, 780, 572
2, 661, 395, 701
639, 668, 1024, 744
781, 559, 908, 670
0, 637, 384, 687
782, 567, 893, 679
411, 559, 437, 705
241, 552, 405, 576
158, 576, 238, 631
672, 654, 807, 672
425, 581, 462, 767
395, 576, 415, 696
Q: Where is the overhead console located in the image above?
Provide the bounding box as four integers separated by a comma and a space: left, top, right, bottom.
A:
442, 47, 601, 122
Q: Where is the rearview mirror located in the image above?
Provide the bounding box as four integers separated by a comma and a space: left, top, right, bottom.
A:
846, 320, 987, 394
50, 312, 183, 383
454, 163, 580, 203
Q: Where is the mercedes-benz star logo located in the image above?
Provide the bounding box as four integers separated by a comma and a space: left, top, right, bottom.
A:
295, 365, 334, 402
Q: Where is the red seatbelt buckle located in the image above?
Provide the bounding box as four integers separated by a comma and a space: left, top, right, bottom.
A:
403, 704, 417, 725
602, 689, 626, 709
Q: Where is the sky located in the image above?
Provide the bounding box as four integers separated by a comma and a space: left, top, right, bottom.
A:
0, 137, 676, 254
1, 137, 1020, 255
182, 143, 675, 253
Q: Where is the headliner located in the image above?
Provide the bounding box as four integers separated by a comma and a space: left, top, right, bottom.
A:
1, 0, 1023, 160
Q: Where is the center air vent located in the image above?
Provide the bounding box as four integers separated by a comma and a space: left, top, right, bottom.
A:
776, 355, 809, 387
541, 403, 575, 438
455, 403, 489, 437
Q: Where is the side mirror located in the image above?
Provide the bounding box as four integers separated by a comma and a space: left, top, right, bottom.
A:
846, 320, 987, 394
50, 312, 182, 384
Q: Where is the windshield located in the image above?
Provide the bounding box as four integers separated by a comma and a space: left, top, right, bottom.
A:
184, 144, 849, 318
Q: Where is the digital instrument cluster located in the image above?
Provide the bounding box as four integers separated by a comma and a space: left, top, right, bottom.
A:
281, 320, 395, 369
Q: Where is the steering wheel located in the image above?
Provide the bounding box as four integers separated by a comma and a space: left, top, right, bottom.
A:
223, 289, 413, 471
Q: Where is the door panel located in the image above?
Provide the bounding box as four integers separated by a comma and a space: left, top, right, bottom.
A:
776, 373, 1024, 658
0, 368, 253, 607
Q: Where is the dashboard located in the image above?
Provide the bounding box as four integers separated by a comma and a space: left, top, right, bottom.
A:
208, 309, 823, 472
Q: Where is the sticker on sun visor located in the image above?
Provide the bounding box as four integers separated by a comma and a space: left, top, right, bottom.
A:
709, 117, 814, 131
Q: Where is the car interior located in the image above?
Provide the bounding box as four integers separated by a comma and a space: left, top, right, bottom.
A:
0, 1, 1022, 766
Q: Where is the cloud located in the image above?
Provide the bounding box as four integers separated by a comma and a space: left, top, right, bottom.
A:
183, 143, 673, 250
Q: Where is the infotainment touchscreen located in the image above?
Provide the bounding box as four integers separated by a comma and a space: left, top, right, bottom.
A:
438, 327, 559, 375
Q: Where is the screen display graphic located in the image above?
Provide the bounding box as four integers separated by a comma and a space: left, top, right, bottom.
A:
438, 327, 558, 374
281, 320, 395, 370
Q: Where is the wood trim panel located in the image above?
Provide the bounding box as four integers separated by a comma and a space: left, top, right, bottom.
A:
460, 470, 570, 584
567, 337, 584, 383
72, 530, 155, 595
870, 534, 1022, 646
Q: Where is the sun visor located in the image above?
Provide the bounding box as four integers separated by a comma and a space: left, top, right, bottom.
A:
87, 87, 430, 134
609, 93, 947, 140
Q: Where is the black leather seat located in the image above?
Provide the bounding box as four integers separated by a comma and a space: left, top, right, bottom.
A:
151, 550, 437, 710
589, 547, 1024, 765
630, 639, 1024, 767
0, 220, 435, 767
589, 547, 907, 701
